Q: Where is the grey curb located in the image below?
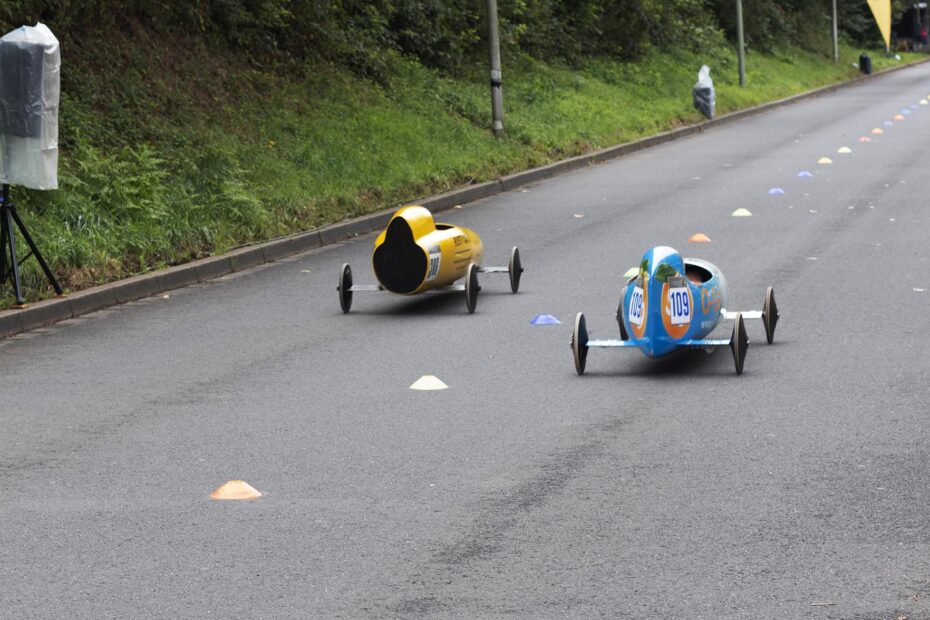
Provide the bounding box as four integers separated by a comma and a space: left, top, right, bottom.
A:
1, 58, 926, 339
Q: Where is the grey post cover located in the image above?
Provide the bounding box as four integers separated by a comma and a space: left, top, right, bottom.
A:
0, 23, 59, 190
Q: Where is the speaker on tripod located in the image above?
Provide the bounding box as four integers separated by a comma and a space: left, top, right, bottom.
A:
0, 22, 63, 306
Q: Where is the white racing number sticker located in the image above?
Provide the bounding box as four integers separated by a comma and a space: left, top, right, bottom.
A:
668, 284, 691, 325
426, 245, 441, 282
629, 286, 645, 327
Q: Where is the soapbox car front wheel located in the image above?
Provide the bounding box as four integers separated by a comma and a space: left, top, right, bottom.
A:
508, 247, 523, 294
465, 263, 479, 314
571, 312, 589, 375
762, 286, 778, 345
338, 263, 353, 313
729, 313, 748, 375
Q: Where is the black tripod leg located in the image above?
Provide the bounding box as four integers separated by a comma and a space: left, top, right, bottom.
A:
0, 206, 8, 283
10, 206, 62, 295
2, 206, 25, 305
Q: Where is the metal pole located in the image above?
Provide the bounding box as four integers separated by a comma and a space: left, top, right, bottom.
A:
486, 0, 504, 137
831, 0, 839, 63
736, 0, 745, 87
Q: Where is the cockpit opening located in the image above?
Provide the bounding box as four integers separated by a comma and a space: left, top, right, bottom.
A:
685, 263, 712, 284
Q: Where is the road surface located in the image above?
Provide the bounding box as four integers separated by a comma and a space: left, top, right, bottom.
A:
3, 63, 930, 618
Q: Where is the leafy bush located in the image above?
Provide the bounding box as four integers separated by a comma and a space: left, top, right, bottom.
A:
2, 0, 885, 74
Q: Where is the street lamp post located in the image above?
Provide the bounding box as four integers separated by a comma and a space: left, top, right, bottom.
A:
736, 0, 745, 87
487, 0, 504, 137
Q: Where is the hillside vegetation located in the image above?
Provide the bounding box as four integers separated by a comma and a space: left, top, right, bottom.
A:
0, 1, 918, 305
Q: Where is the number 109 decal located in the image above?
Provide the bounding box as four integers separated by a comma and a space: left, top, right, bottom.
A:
668, 286, 691, 325
629, 286, 645, 327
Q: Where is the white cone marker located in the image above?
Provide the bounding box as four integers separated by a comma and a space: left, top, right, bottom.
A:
410, 375, 448, 391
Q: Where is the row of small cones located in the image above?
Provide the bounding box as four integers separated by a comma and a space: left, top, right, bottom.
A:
213, 101, 930, 501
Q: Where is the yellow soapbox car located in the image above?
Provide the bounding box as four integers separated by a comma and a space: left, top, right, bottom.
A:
338, 206, 522, 313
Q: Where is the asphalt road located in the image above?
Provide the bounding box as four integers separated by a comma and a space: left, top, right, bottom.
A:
3, 63, 930, 619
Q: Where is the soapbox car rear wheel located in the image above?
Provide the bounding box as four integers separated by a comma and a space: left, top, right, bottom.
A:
762, 286, 778, 344
338, 263, 353, 313
508, 247, 523, 294
571, 312, 589, 375
465, 263, 479, 313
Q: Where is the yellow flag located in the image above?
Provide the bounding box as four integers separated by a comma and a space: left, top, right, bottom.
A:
867, 0, 892, 51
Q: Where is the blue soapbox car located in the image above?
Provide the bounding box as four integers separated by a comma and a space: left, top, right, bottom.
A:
571, 246, 778, 375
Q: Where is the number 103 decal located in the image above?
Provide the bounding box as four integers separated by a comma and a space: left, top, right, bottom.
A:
426, 245, 441, 281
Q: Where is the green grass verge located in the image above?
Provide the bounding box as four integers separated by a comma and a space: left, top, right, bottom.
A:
3, 34, 923, 308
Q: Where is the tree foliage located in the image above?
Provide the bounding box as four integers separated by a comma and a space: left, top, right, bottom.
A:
1, 0, 899, 76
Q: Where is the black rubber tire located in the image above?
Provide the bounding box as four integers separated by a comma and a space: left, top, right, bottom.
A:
509, 247, 523, 293
338, 263, 353, 313
465, 263, 479, 314
763, 286, 778, 344
571, 312, 589, 375
616, 294, 629, 341
730, 313, 748, 375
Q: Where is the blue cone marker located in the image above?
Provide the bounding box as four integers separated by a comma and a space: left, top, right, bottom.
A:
884, 120, 894, 126
768, 187, 785, 196
531, 314, 561, 325
797, 171, 813, 178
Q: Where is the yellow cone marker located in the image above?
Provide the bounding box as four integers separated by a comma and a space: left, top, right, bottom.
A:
871, 128, 884, 135
921, 100, 928, 105
688, 233, 711, 243
837, 147, 852, 154
731, 208, 752, 217
410, 375, 448, 391
818, 157, 833, 165
623, 267, 639, 279
211, 480, 262, 500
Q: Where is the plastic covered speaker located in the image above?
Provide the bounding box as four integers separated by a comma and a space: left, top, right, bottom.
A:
0, 23, 59, 190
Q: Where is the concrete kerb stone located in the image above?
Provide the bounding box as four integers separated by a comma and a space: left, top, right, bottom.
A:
1, 58, 927, 339
113, 273, 168, 304
191, 255, 234, 282
318, 212, 389, 246
66, 287, 119, 318
260, 231, 322, 262
227, 245, 266, 272
0, 310, 24, 338
501, 160, 574, 192
420, 179, 502, 212
15, 297, 73, 332
153, 266, 202, 292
